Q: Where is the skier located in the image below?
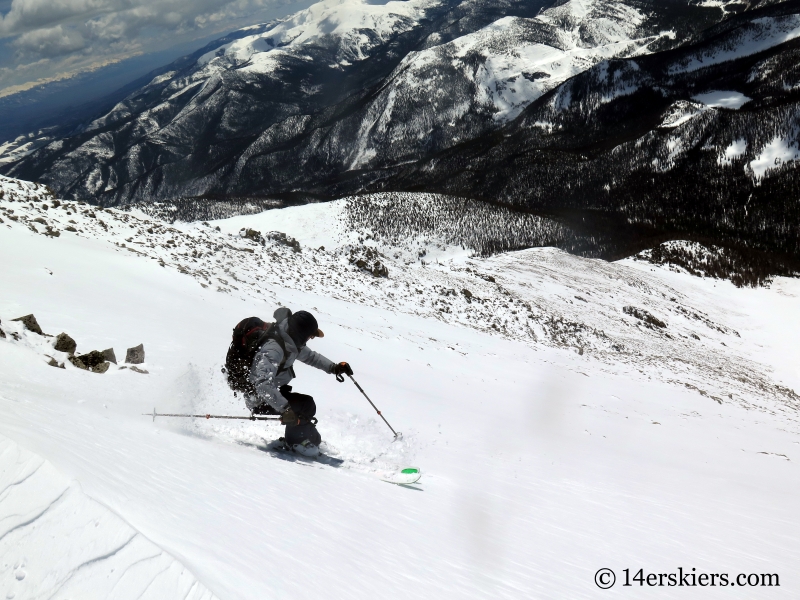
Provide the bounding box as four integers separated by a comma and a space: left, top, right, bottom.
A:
246, 307, 352, 456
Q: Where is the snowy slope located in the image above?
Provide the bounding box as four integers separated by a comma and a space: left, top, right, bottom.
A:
0, 436, 216, 599
1, 175, 799, 598
669, 13, 800, 73
0, 131, 55, 166
3, 178, 795, 408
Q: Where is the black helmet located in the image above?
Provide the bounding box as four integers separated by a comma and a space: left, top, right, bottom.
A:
288, 310, 323, 347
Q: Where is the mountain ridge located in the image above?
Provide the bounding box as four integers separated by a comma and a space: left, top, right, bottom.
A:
3, 0, 735, 202
373, 0, 800, 259
2, 0, 798, 268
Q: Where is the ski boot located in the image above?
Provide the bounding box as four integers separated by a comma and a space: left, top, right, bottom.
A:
274, 437, 321, 458
292, 439, 321, 458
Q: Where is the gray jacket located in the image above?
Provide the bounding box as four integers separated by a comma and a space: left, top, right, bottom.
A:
246, 309, 335, 412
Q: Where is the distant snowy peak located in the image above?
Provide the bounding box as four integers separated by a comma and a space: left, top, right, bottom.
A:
3, 0, 788, 207
0, 131, 55, 166
199, 0, 432, 71
201, 0, 655, 123
376, 0, 800, 262
380, 0, 655, 124
341, 0, 664, 169
536, 0, 647, 46
74, 0, 443, 147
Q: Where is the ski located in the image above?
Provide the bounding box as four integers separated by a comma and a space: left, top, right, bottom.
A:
265, 438, 345, 466
264, 439, 421, 484
380, 467, 422, 485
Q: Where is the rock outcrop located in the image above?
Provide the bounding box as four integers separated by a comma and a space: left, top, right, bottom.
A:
53, 332, 77, 354
125, 344, 145, 364
13, 314, 43, 335
69, 350, 111, 373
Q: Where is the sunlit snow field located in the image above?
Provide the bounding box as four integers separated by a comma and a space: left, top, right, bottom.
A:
1, 176, 799, 599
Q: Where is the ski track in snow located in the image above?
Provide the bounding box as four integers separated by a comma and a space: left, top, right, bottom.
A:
0, 435, 217, 600
1, 174, 800, 598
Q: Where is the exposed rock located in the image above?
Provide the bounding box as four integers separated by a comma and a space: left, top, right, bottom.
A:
349, 246, 388, 277
126, 344, 145, 364
68, 355, 88, 370
266, 231, 301, 252
53, 332, 77, 354
240, 228, 262, 242
78, 350, 105, 368
102, 348, 117, 364
623, 306, 666, 329
93, 362, 111, 374
12, 314, 43, 335
70, 350, 110, 373
46, 356, 65, 369
0, 319, 5, 339
129, 366, 149, 374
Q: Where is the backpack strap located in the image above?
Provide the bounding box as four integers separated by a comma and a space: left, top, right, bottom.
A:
259, 323, 290, 375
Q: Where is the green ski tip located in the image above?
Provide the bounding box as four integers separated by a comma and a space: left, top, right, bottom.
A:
381, 467, 422, 485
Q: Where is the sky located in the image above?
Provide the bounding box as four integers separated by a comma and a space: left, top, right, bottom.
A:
0, 0, 315, 98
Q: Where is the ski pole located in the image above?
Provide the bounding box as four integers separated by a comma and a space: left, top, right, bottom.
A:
341, 374, 402, 439
144, 408, 280, 422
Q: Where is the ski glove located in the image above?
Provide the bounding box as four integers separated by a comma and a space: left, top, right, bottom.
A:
331, 362, 353, 377
280, 407, 299, 425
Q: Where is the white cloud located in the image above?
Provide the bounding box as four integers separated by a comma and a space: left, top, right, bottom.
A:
0, 0, 109, 36
13, 24, 87, 57
0, 0, 237, 37
0, 0, 305, 97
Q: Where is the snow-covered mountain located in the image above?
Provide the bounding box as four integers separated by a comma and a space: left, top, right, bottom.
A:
3, 0, 798, 275
2, 0, 742, 205
383, 0, 800, 261
2, 173, 800, 598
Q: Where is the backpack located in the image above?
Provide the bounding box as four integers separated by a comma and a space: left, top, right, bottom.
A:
224, 317, 288, 395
